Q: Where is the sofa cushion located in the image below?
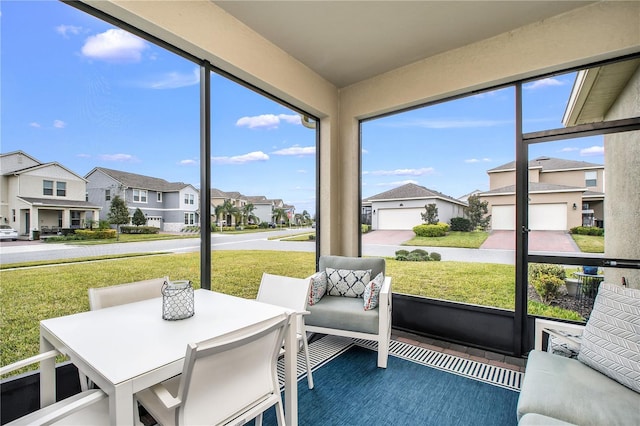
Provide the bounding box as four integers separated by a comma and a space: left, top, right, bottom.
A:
363, 272, 384, 311
306, 295, 379, 334
577, 283, 640, 393
517, 350, 640, 425
319, 255, 385, 281
308, 271, 327, 306
325, 267, 370, 298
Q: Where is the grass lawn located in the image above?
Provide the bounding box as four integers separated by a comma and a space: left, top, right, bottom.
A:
403, 231, 489, 248
1, 250, 581, 375
571, 234, 604, 253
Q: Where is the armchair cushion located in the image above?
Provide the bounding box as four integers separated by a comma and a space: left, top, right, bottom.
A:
577, 283, 640, 393
308, 271, 327, 306
363, 272, 384, 311
307, 296, 380, 334
326, 267, 371, 298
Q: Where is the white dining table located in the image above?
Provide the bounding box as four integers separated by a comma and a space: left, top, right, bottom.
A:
39, 289, 299, 425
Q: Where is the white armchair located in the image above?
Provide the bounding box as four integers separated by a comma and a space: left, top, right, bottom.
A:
305, 255, 392, 368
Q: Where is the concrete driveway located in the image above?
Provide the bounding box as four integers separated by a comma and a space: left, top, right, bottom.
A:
362, 230, 415, 245
480, 230, 580, 252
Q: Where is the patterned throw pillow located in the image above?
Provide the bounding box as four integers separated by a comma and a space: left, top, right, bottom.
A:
326, 268, 371, 298
363, 272, 384, 311
577, 283, 640, 393
308, 271, 327, 306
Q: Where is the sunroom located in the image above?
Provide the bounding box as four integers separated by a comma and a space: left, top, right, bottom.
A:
1, 1, 639, 425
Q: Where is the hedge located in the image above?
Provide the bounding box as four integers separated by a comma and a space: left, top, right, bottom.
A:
74, 229, 117, 239
569, 226, 604, 236
412, 223, 449, 237
120, 226, 160, 234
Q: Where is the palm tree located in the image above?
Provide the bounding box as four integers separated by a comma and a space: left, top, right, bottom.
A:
301, 210, 311, 225
272, 207, 286, 227
242, 203, 258, 225
214, 199, 238, 229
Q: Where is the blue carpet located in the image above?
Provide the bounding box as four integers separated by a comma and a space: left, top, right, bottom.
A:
260, 345, 519, 425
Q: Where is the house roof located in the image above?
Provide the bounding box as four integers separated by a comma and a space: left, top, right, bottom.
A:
480, 182, 586, 196
7, 162, 87, 181
88, 167, 190, 192
366, 183, 465, 206
487, 156, 603, 173
18, 197, 102, 209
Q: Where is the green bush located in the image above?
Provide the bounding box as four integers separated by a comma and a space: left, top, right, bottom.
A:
429, 252, 442, 261
361, 224, 371, 234
528, 263, 566, 281
413, 223, 448, 237
395, 254, 408, 261
395, 249, 409, 257
74, 229, 117, 240
120, 226, 160, 234
308, 234, 316, 240
410, 248, 429, 258
570, 226, 604, 236
450, 217, 473, 232
244, 225, 259, 230
531, 273, 564, 303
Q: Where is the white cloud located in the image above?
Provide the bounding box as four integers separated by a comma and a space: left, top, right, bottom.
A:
297, 169, 307, 174
99, 153, 139, 162
524, 78, 564, 90
271, 146, 315, 156
212, 151, 269, 165
464, 158, 491, 163
560, 147, 579, 152
53, 120, 66, 129
76, 153, 91, 158
580, 145, 604, 156
236, 114, 301, 130
55, 24, 83, 38
179, 159, 198, 166
368, 167, 434, 176
29, 122, 41, 128
81, 29, 148, 63
376, 179, 419, 187
140, 67, 200, 89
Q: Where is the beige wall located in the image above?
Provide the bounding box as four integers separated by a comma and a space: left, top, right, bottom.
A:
542, 169, 603, 193
84, 1, 639, 256
604, 66, 640, 289
489, 171, 515, 190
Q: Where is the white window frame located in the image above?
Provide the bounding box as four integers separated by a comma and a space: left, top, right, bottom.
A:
585, 171, 597, 187
105, 189, 111, 201
157, 192, 162, 202
56, 181, 66, 197
43, 180, 53, 196
184, 212, 195, 225
133, 189, 148, 203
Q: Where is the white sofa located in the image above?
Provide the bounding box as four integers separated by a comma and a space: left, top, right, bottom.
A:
305, 255, 392, 368
517, 283, 640, 426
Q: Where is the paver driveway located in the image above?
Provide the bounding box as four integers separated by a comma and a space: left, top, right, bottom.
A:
481, 230, 580, 252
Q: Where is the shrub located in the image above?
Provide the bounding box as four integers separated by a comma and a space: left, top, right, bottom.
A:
244, 225, 259, 230
450, 217, 472, 232
407, 252, 427, 261
396, 254, 408, 261
531, 273, 564, 303
308, 234, 316, 240
74, 229, 117, 240
429, 252, 442, 261
361, 224, 371, 234
570, 226, 604, 236
395, 249, 409, 257
410, 248, 429, 258
120, 226, 160, 234
413, 223, 448, 237
528, 263, 566, 281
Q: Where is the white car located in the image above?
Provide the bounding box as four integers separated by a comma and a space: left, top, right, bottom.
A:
0, 225, 18, 241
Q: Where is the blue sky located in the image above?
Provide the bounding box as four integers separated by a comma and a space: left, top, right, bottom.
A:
2, 1, 604, 215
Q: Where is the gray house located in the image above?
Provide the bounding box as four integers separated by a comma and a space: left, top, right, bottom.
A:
363, 183, 467, 231
85, 167, 199, 232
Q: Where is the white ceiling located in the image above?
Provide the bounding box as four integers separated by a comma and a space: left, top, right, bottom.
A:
214, 1, 594, 88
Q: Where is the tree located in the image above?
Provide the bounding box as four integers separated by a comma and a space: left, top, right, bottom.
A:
214, 199, 238, 229
272, 207, 286, 227
107, 195, 130, 240
241, 203, 258, 225
466, 194, 490, 230
132, 208, 147, 227
301, 210, 311, 225
421, 203, 439, 224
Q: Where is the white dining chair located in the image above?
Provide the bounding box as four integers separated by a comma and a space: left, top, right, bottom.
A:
135, 313, 290, 426
257, 272, 314, 389
1, 351, 110, 426
87, 276, 167, 310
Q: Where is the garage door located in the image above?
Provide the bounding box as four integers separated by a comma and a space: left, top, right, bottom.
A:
491, 204, 567, 231
491, 206, 515, 230
529, 204, 567, 231
377, 208, 424, 230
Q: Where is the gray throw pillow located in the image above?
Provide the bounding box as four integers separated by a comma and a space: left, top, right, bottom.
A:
326, 267, 371, 298
577, 283, 640, 393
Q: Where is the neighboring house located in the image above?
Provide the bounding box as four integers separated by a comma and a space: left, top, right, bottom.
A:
244, 195, 275, 225
85, 167, 199, 232
458, 189, 483, 203
0, 151, 101, 238
210, 188, 246, 226
363, 183, 467, 231
479, 156, 605, 231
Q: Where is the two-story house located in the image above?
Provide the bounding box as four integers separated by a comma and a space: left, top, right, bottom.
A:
479, 156, 605, 231
0, 151, 101, 238
85, 167, 199, 232
244, 195, 275, 225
